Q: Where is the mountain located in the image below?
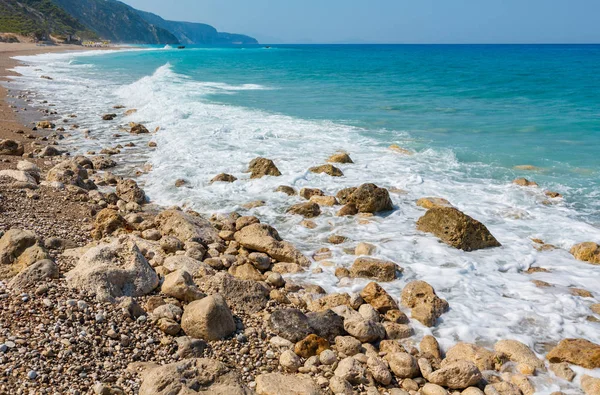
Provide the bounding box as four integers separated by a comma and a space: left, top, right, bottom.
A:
51, 0, 179, 44
137, 10, 258, 45
0, 0, 96, 39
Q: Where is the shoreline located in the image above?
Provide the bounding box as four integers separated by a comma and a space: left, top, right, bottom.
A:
0, 44, 599, 394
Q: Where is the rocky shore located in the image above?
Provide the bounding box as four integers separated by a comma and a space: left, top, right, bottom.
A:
1, 48, 600, 395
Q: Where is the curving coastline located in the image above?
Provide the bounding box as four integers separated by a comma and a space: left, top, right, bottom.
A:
1, 44, 600, 394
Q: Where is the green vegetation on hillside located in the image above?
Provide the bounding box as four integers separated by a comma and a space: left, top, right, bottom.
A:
0, 0, 95, 40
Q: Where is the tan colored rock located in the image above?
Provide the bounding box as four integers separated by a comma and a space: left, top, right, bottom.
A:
248, 157, 281, 179
444, 342, 497, 372
334, 357, 367, 384
279, 350, 302, 373
401, 280, 449, 327
503, 373, 535, 395
349, 257, 398, 282
388, 352, 419, 378
360, 282, 399, 313
310, 195, 338, 206
334, 336, 362, 356
494, 340, 545, 372
276, 185, 296, 195
417, 197, 453, 210
308, 293, 352, 312
91, 209, 127, 240
582, 375, 600, 395
417, 207, 501, 251
328, 152, 353, 164
156, 209, 220, 245
570, 242, 600, 265
116, 179, 146, 205
384, 309, 409, 324
513, 178, 538, 187
299, 188, 325, 200
157, 318, 180, 336
309, 164, 344, 177
546, 338, 600, 369
484, 382, 522, 395
65, 237, 158, 302
46, 159, 94, 189
210, 173, 237, 183
163, 255, 214, 277
0, 139, 24, 156
355, 242, 376, 256
426, 360, 482, 389
389, 145, 413, 155
235, 223, 311, 267
337, 204, 358, 216
423, 383, 449, 395
0, 229, 50, 279
286, 202, 321, 218
161, 270, 205, 302
138, 358, 249, 395
336, 183, 393, 213
294, 334, 330, 358
343, 319, 385, 343
180, 294, 236, 341
8, 259, 58, 290
420, 335, 442, 360
367, 356, 392, 385
383, 322, 413, 340
36, 120, 55, 129
228, 263, 265, 281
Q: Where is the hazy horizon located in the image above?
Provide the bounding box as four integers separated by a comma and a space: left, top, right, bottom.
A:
123, 0, 600, 44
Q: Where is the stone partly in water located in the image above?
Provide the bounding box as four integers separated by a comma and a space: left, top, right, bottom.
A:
401, 280, 449, 327
416, 207, 501, 251
138, 358, 250, 395
116, 179, 146, 205
328, 152, 353, 164
286, 202, 321, 218
309, 164, 344, 177
65, 237, 159, 302
513, 178, 538, 187
248, 157, 281, 179
180, 294, 236, 341
336, 183, 394, 214
129, 123, 149, 134
570, 242, 600, 265
494, 339, 545, 372
210, 173, 238, 183
546, 338, 600, 369
582, 375, 600, 395
416, 197, 453, 210
349, 257, 399, 282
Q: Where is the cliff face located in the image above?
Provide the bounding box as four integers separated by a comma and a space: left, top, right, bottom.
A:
51, 0, 179, 44
0, 0, 95, 39
137, 9, 258, 45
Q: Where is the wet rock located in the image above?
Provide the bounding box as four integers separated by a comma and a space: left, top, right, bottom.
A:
570, 242, 600, 265
513, 178, 538, 187
549, 362, 575, 382
494, 340, 545, 372
116, 179, 146, 205
234, 223, 311, 266
310, 195, 338, 206
310, 164, 344, 177
256, 373, 320, 395
350, 257, 398, 282
416, 207, 501, 251
0, 229, 50, 279
91, 156, 117, 170
337, 204, 359, 216
355, 242, 376, 256
129, 123, 149, 134
210, 173, 237, 183
66, 237, 159, 302
36, 120, 55, 129
299, 188, 325, 200
328, 152, 353, 164
336, 183, 393, 213
181, 294, 236, 341
444, 342, 496, 371
401, 280, 449, 327
269, 308, 312, 342
8, 259, 58, 290
156, 209, 220, 245
138, 358, 249, 394
582, 375, 600, 395
423, 384, 449, 395
0, 139, 24, 156
417, 197, 453, 210
248, 157, 281, 178
102, 113, 117, 121
275, 185, 296, 195
546, 338, 600, 369
286, 202, 321, 218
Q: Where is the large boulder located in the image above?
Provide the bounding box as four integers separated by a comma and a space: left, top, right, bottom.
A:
401, 281, 449, 327
116, 179, 146, 205
360, 282, 399, 313
181, 294, 236, 341
248, 157, 281, 179
199, 272, 269, 314
156, 209, 220, 245
65, 237, 159, 302
570, 242, 600, 265
336, 184, 393, 213
255, 373, 320, 395
546, 338, 600, 369
0, 229, 50, 279
46, 159, 95, 190
0, 139, 24, 156
416, 207, 500, 251
349, 257, 398, 282
494, 340, 545, 372
8, 259, 58, 290
234, 223, 310, 267
269, 308, 312, 342
309, 164, 344, 177
138, 358, 251, 395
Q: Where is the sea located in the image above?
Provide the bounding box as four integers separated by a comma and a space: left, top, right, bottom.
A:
7, 44, 600, 392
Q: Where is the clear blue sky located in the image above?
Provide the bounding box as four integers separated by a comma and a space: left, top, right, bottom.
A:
124, 0, 600, 44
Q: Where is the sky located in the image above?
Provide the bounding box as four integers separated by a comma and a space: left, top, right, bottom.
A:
124, 0, 600, 44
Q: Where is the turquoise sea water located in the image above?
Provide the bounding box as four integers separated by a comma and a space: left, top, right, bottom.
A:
70, 44, 600, 222
9, 46, 600, 387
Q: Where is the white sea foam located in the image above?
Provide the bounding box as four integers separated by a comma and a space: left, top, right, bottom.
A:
7, 57, 600, 392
